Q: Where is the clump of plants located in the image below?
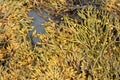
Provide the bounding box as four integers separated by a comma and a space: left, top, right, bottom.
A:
0, 0, 120, 80
0, 0, 34, 79
102, 0, 120, 18
34, 5, 120, 79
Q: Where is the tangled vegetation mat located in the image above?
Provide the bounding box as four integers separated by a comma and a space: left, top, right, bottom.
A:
0, 0, 120, 80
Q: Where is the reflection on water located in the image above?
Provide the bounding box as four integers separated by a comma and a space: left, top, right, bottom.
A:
28, 9, 50, 45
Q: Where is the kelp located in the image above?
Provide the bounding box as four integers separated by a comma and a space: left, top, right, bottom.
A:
0, 0, 120, 80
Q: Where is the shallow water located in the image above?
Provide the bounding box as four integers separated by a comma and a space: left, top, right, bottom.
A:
28, 9, 50, 45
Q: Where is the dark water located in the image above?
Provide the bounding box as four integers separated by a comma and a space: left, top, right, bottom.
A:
28, 9, 50, 45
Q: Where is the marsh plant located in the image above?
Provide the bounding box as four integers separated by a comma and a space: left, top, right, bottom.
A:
0, 0, 120, 80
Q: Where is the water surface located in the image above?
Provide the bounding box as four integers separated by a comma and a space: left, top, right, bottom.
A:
28, 9, 50, 45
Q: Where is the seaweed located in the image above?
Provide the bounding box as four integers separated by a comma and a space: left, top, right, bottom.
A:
0, 0, 120, 80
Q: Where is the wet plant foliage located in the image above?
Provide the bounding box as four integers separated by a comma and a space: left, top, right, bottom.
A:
0, 0, 120, 80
